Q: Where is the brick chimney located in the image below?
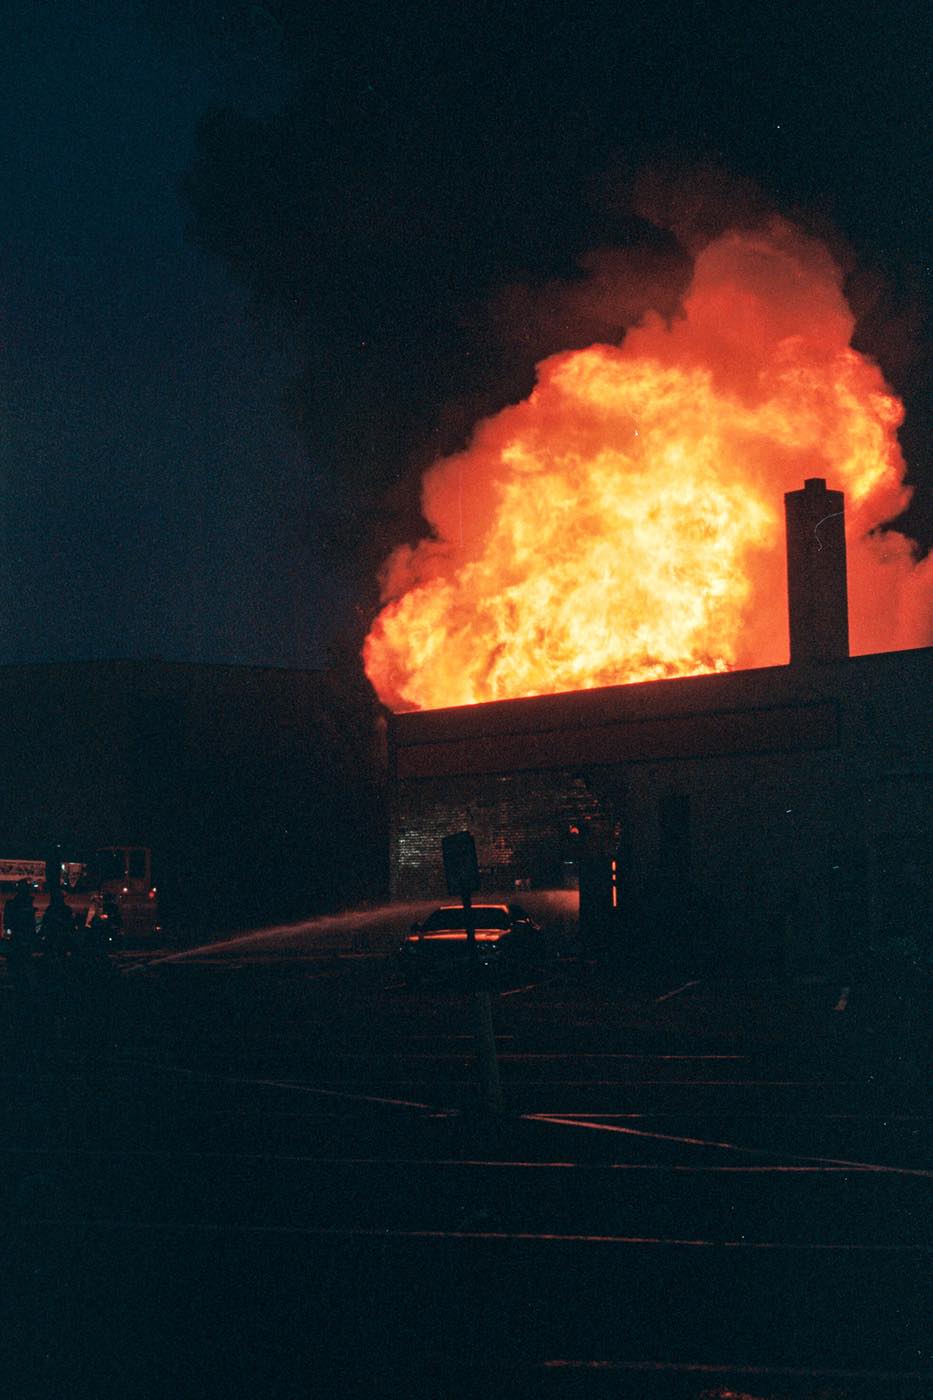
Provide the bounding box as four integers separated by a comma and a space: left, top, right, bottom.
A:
784, 477, 849, 664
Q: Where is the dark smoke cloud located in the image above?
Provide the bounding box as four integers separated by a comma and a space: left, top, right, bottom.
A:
465, 244, 691, 364
178, 28, 932, 646
631, 163, 778, 253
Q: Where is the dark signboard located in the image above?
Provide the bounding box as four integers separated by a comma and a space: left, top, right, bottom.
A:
442, 830, 480, 896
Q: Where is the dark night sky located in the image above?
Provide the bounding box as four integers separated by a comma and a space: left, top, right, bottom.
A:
2, 0, 930, 668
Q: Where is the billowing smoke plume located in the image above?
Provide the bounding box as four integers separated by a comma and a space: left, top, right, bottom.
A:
365, 214, 932, 711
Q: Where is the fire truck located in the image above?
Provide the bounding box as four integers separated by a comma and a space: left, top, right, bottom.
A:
0, 846, 160, 937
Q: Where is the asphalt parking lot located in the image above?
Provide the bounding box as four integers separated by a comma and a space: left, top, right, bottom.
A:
0, 902, 928, 1399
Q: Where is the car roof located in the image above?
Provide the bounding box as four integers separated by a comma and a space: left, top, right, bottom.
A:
438, 903, 509, 912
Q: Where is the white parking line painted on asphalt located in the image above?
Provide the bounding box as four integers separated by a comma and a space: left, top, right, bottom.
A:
347, 1079, 833, 1087
538, 1110, 924, 1121
325, 1052, 750, 1064
343, 1051, 748, 1062
1, 1146, 921, 1175
15, 1218, 930, 1250
114, 1056, 929, 1179
499, 976, 558, 998
654, 979, 700, 1003
523, 1112, 933, 1179
404, 1034, 515, 1041
834, 985, 850, 1011
543, 1361, 931, 1382
120, 1057, 451, 1114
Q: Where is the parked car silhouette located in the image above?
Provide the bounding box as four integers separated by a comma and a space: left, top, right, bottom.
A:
399, 902, 544, 983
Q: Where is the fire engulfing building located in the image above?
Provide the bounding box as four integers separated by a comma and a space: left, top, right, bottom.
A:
388, 480, 932, 970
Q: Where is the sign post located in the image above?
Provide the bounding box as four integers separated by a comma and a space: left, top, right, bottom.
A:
441, 832, 502, 1117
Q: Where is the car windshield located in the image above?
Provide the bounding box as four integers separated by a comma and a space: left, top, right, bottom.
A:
422, 907, 510, 932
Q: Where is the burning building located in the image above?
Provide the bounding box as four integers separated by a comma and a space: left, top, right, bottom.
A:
385, 492, 930, 967
370, 220, 931, 969
365, 222, 931, 712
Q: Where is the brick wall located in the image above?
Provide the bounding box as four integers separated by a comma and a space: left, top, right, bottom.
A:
393, 768, 607, 899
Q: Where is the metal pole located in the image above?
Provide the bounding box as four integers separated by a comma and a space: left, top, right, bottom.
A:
463, 891, 502, 1116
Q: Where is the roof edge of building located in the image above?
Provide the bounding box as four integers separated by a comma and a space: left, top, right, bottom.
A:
390, 646, 933, 744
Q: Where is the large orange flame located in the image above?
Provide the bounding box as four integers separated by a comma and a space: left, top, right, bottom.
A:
364, 219, 931, 711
